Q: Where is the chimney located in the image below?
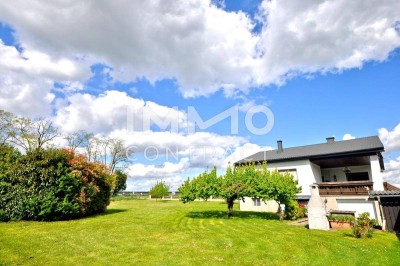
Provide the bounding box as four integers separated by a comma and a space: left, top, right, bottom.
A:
326, 137, 335, 144
277, 140, 283, 153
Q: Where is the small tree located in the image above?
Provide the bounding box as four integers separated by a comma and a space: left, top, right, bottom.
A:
178, 163, 301, 218
219, 165, 254, 217
149, 180, 170, 200
257, 167, 301, 220
179, 178, 198, 203
112, 170, 128, 196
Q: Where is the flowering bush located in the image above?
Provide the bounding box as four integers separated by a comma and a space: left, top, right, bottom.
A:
65, 150, 112, 216
0, 147, 112, 221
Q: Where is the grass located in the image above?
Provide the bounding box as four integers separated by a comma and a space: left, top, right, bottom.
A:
1, 200, 399, 265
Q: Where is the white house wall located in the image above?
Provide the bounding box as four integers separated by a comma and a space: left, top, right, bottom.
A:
370, 155, 384, 190
267, 160, 318, 196
336, 199, 378, 220
239, 198, 279, 212
311, 162, 322, 183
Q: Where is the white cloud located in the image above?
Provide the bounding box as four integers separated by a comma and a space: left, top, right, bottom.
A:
54, 90, 187, 134
0, 0, 260, 97
127, 158, 190, 179
342, 133, 356, 140
256, 0, 400, 85
382, 156, 400, 185
238, 100, 257, 113
379, 123, 400, 185
379, 123, 400, 152
0, 40, 90, 117
1, 0, 398, 98
112, 129, 246, 168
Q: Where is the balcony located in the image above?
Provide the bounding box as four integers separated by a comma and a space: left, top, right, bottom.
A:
316, 181, 374, 196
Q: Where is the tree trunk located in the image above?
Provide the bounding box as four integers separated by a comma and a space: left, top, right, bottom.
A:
227, 197, 235, 218
277, 202, 284, 221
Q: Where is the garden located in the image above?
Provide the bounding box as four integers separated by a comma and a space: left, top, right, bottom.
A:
1, 200, 399, 265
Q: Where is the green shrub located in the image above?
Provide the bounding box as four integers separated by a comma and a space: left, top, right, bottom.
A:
327, 215, 355, 223
0, 148, 112, 221
150, 180, 170, 199
285, 200, 306, 220
353, 212, 377, 238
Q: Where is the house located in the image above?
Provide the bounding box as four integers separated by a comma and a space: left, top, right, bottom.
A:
235, 136, 386, 225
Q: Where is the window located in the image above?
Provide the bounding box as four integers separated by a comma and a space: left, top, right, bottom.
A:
278, 169, 298, 180
253, 198, 261, 206
346, 172, 369, 181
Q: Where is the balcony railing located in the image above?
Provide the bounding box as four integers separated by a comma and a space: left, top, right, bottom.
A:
316, 181, 374, 196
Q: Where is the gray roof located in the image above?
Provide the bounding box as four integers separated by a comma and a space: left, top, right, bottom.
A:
369, 190, 400, 197
236, 136, 384, 164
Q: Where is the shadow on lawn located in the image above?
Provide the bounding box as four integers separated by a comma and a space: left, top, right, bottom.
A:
85, 209, 127, 219
186, 210, 279, 220
59, 209, 127, 222
103, 209, 127, 215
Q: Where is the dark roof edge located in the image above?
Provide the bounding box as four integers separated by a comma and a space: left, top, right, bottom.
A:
266, 135, 383, 152
235, 149, 383, 166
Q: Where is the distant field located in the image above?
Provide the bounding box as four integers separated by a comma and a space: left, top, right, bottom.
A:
0, 200, 399, 265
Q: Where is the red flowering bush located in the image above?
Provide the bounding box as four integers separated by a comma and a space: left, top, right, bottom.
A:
65, 150, 112, 216
0, 147, 112, 221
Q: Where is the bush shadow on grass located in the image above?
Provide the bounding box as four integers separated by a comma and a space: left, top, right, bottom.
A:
186, 210, 279, 220
342, 232, 355, 238
81, 208, 127, 219
104, 209, 127, 215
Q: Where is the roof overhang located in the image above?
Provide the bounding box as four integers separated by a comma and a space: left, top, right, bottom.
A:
235, 149, 383, 167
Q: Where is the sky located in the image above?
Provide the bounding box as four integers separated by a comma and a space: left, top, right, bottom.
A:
0, 0, 399, 191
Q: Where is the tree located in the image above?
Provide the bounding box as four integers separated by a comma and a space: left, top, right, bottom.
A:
178, 163, 301, 218
255, 165, 302, 219
64, 130, 92, 152
149, 180, 170, 199
219, 164, 257, 217
7, 117, 59, 153
179, 164, 259, 217
192, 167, 219, 201
85, 136, 101, 162
107, 138, 128, 174
82, 135, 129, 174
112, 170, 128, 196
0, 109, 14, 145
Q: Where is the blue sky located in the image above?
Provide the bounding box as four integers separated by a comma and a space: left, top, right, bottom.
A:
0, 0, 399, 190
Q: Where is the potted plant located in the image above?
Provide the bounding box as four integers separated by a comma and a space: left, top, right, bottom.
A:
327, 215, 355, 229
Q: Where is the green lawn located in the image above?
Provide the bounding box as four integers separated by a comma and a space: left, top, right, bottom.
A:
1, 200, 399, 265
